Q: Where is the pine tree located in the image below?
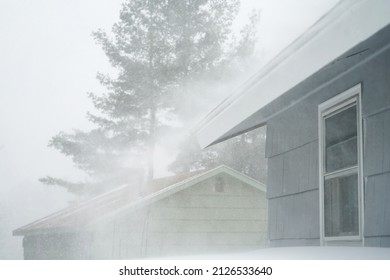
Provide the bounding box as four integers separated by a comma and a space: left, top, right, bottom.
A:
41, 0, 260, 195
169, 127, 267, 183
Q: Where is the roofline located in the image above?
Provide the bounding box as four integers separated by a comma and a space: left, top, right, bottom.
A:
194, 0, 390, 148
12, 184, 130, 236
14, 166, 265, 236
89, 165, 266, 226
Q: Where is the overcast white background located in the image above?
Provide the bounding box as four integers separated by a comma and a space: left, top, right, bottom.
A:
0, 0, 339, 259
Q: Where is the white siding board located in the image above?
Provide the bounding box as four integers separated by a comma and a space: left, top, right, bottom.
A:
149, 207, 266, 221
154, 194, 266, 209
148, 245, 260, 257
183, 182, 262, 196
142, 177, 267, 256
269, 238, 320, 247
88, 174, 267, 258
147, 232, 266, 246
147, 220, 267, 233
90, 209, 147, 259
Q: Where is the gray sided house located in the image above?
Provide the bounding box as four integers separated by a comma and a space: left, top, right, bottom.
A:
195, 0, 390, 247
13, 166, 267, 259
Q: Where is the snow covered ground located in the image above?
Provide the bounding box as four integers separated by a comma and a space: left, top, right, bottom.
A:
159, 247, 390, 260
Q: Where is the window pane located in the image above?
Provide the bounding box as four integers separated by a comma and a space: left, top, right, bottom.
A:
325, 105, 357, 173
324, 174, 359, 237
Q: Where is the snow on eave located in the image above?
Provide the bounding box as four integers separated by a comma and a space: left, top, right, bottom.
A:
194, 0, 390, 148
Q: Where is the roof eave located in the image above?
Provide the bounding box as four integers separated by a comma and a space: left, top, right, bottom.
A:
194, 0, 390, 148
89, 165, 266, 226
14, 166, 265, 235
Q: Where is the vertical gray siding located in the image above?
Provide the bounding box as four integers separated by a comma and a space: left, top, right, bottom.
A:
364, 173, 390, 238
365, 237, 390, 247
268, 190, 319, 242
363, 109, 390, 241
265, 27, 390, 247
267, 141, 318, 198
364, 110, 390, 177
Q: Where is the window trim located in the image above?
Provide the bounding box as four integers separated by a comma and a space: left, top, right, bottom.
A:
318, 84, 364, 244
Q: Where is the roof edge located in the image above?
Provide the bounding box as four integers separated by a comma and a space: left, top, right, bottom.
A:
194, 0, 390, 148
89, 165, 266, 226
13, 166, 265, 236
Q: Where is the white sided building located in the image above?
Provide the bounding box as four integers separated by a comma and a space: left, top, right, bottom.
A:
13, 166, 267, 259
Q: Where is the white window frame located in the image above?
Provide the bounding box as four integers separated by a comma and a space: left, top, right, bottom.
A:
318, 83, 364, 244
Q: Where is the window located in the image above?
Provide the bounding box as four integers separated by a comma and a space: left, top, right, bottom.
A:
319, 84, 363, 242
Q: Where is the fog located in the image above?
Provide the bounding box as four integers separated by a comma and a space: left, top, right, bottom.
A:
0, 0, 339, 259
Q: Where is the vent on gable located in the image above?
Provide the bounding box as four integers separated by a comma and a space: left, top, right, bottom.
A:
214, 176, 225, 193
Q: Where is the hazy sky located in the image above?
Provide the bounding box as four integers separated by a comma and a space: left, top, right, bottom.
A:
0, 0, 339, 258
0, 0, 339, 186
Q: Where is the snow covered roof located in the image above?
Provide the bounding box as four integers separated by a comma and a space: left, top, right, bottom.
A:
13, 165, 265, 236
194, 0, 390, 148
